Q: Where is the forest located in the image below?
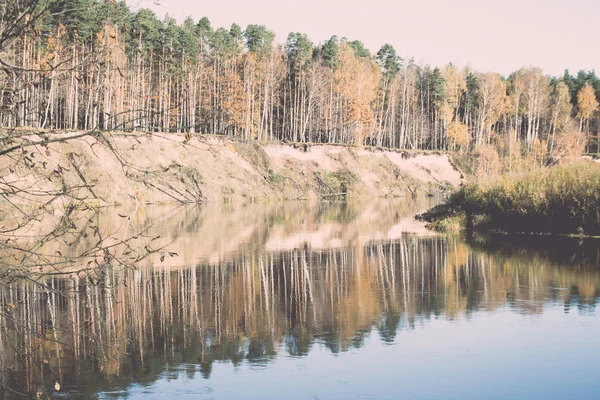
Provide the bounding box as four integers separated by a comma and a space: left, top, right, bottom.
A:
1, 0, 600, 173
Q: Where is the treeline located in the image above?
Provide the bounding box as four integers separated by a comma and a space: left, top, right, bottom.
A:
1, 0, 600, 165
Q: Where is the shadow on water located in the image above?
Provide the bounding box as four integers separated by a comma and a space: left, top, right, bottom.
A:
0, 200, 599, 398
469, 233, 600, 268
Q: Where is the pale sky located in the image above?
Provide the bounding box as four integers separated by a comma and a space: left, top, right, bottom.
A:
129, 0, 599, 77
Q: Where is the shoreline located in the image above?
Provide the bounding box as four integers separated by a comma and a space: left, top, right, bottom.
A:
417, 160, 600, 237
0, 130, 463, 207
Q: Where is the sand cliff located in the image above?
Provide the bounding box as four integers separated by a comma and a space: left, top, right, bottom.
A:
1, 131, 463, 206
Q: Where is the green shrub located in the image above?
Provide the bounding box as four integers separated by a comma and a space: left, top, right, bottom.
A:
420, 161, 600, 235
320, 169, 358, 195
268, 170, 284, 184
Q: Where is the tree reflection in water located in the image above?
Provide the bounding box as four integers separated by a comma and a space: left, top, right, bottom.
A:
0, 202, 599, 398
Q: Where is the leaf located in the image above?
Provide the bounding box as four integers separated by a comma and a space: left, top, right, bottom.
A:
160, 255, 165, 262
168, 252, 178, 257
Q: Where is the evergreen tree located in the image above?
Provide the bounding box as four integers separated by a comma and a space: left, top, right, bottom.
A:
179, 17, 200, 61
321, 35, 339, 68
376, 43, 401, 78
347, 39, 370, 58
244, 24, 274, 53
131, 9, 162, 57
430, 67, 446, 107
285, 32, 313, 70
47, 0, 100, 42
562, 69, 577, 105
229, 23, 244, 53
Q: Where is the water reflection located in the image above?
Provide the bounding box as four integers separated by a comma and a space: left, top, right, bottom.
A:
0, 201, 599, 398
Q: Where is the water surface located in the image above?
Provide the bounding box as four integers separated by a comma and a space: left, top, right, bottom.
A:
1, 200, 599, 399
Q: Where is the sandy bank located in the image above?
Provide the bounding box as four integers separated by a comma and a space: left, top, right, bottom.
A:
1, 131, 463, 206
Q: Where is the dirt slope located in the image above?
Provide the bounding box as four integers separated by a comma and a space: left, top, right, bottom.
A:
1, 131, 463, 206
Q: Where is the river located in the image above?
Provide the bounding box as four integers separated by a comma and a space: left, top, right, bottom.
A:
1, 199, 599, 399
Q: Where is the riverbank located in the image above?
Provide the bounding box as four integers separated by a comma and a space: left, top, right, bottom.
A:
0, 130, 462, 206
418, 161, 600, 236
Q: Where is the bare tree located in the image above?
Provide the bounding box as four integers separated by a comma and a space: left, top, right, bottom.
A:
0, 3, 174, 396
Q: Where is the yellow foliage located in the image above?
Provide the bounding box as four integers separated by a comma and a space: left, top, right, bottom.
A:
551, 81, 572, 132
551, 131, 585, 162
526, 139, 548, 169
577, 83, 599, 120
443, 65, 466, 111
497, 131, 525, 173
477, 72, 508, 141
475, 144, 500, 175
220, 70, 248, 130
335, 43, 381, 144
447, 120, 469, 150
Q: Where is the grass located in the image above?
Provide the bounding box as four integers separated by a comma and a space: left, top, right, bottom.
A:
418, 161, 600, 236
321, 169, 358, 195
267, 170, 284, 184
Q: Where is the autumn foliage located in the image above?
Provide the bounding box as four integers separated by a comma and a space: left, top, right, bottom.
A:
1, 0, 599, 162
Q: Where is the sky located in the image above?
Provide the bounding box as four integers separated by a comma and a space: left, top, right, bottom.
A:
128, 0, 599, 77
